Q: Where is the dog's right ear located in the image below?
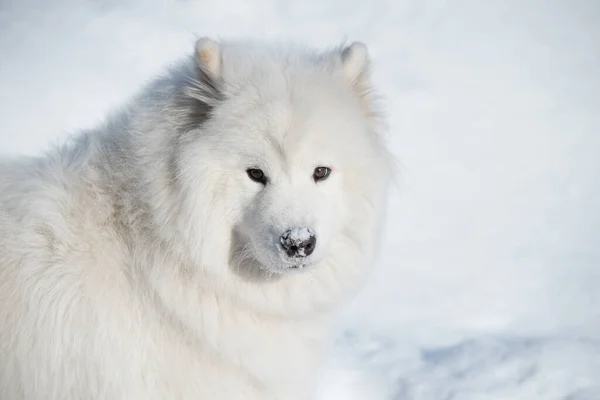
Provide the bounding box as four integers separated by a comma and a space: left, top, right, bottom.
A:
176, 38, 224, 131
184, 37, 224, 106
194, 37, 222, 79
187, 37, 223, 106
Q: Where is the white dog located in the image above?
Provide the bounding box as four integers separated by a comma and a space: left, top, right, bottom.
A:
0, 38, 392, 399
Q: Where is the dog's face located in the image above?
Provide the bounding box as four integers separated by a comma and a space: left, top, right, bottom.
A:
223, 82, 369, 274
218, 80, 384, 277
174, 40, 390, 280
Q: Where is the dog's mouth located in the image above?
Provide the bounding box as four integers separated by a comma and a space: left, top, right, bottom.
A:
288, 263, 309, 270
232, 232, 317, 276
269, 261, 313, 275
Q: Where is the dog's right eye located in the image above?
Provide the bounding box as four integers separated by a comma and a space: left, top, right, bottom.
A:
247, 168, 267, 185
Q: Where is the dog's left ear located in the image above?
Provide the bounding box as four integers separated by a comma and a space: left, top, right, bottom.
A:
340, 42, 380, 121
341, 42, 370, 87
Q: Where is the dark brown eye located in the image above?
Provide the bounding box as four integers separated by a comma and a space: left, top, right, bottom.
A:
313, 167, 331, 182
247, 168, 267, 185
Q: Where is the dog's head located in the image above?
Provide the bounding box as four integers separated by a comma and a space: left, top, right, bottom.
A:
155, 38, 392, 312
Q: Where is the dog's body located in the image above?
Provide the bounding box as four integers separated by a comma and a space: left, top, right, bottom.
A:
0, 39, 392, 399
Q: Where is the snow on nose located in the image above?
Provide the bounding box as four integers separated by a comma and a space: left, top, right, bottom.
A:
280, 227, 317, 258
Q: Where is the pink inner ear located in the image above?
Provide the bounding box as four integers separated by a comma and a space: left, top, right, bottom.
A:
195, 37, 222, 78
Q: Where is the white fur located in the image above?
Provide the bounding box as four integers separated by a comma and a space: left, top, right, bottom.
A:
0, 38, 392, 400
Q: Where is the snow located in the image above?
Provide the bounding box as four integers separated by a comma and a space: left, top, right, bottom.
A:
285, 227, 313, 243
281, 227, 314, 257
1, 0, 599, 399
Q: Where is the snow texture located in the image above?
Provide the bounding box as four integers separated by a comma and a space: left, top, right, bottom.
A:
1, 0, 599, 399
285, 227, 313, 243
281, 227, 314, 257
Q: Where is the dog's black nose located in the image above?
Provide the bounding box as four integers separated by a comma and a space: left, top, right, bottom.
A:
280, 228, 316, 258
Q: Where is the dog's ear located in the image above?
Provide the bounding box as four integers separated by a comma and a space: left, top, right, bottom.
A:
341, 42, 370, 87
339, 42, 380, 121
188, 37, 223, 104
176, 38, 224, 131
195, 37, 222, 79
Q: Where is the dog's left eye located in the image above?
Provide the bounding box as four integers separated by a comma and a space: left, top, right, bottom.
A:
313, 167, 331, 182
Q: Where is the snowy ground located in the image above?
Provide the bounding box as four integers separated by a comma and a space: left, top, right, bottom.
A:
1, 0, 599, 398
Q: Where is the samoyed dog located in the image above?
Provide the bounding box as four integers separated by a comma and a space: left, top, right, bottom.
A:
0, 38, 392, 399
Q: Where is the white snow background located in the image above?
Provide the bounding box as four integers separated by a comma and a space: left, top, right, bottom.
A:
1, 0, 599, 398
